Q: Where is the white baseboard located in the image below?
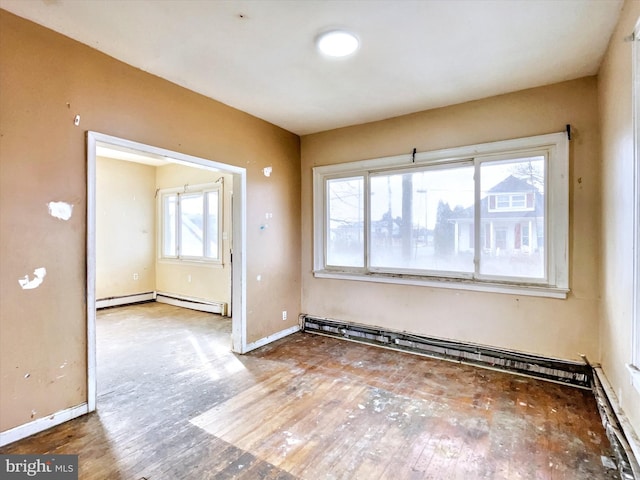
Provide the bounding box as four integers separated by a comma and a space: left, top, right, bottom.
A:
0, 403, 88, 448
96, 292, 155, 309
155, 292, 227, 315
244, 324, 300, 353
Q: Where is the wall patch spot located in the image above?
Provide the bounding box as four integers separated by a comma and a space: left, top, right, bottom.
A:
18, 267, 47, 290
48, 201, 74, 220
263, 166, 272, 177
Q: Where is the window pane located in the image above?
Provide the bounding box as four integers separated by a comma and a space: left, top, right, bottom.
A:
162, 195, 177, 257
180, 193, 204, 257
479, 156, 545, 278
205, 191, 219, 259
511, 194, 526, 208
327, 177, 364, 267
370, 166, 474, 273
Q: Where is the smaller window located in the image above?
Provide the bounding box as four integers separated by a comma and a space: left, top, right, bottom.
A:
159, 183, 222, 262
511, 194, 526, 208
522, 224, 530, 248
326, 176, 364, 268
496, 195, 510, 209
489, 193, 534, 212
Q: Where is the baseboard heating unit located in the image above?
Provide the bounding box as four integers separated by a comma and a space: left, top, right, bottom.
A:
300, 315, 591, 388
155, 292, 227, 316
592, 368, 640, 479
97, 292, 227, 316
301, 315, 639, 478
96, 292, 155, 309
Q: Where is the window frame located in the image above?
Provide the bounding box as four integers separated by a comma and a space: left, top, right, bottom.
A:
158, 182, 223, 264
313, 132, 569, 299
630, 20, 640, 390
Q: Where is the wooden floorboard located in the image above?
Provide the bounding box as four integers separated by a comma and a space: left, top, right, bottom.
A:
0, 302, 619, 479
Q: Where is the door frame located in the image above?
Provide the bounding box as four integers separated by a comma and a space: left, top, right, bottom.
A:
86, 131, 248, 412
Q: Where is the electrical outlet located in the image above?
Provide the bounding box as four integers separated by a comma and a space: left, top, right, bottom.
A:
133, 273, 139, 280
282, 310, 287, 321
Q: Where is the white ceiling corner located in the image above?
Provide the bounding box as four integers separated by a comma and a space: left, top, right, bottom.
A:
0, 0, 624, 135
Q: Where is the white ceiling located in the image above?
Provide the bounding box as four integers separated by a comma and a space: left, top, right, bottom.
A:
0, 0, 623, 135
96, 143, 171, 166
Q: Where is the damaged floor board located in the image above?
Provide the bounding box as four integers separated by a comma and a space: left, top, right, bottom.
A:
0, 303, 619, 479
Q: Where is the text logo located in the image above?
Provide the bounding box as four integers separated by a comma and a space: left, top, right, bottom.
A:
0, 455, 78, 479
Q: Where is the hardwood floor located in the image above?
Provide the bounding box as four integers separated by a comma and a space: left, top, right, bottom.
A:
1, 303, 618, 479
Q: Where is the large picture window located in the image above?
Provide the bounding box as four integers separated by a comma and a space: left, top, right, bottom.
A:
159, 183, 221, 262
313, 133, 569, 298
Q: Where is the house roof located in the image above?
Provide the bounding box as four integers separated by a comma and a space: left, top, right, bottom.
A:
488, 175, 539, 194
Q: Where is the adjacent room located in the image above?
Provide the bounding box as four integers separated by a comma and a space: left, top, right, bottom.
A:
1, 1, 639, 478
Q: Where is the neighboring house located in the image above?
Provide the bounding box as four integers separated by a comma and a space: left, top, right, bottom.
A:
451, 175, 544, 256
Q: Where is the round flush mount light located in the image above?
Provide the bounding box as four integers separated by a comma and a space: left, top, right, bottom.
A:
316, 30, 359, 57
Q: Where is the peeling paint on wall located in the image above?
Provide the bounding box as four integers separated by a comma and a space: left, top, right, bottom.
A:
47, 201, 74, 221
263, 166, 272, 177
18, 267, 47, 290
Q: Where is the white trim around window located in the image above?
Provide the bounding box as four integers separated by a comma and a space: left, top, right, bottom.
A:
312, 132, 569, 299
630, 19, 640, 392
158, 181, 223, 264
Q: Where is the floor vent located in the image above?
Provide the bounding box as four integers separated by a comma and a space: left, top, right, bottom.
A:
301, 315, 591, 388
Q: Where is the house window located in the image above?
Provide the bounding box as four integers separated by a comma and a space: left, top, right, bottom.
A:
313, 132, 569, 297
159, 183, 221, 262
521, 224, 530, 248
488, 192, 535, 212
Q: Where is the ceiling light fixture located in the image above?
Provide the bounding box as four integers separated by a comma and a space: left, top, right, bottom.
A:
316, 30, 359, 57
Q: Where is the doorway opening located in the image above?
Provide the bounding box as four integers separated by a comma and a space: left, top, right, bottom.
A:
87, 131, 247, 412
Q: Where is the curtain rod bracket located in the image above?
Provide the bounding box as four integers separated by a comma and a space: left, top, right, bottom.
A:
411, 147, 417, 163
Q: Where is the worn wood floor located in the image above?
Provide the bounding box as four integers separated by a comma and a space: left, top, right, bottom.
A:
1, 302, 618, 479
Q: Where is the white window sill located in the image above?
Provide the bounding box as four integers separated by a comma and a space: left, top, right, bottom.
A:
158, 258, 224, 268
627, 364, 640, 395
313, 270, 569, 299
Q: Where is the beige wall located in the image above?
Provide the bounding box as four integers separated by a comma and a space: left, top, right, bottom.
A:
0, 10, 301, 432
301, 77, 602, 362
598, 0, 640, 437
155, 164, 232, 307
96, 157, 156, 298
2, 1, 637, 443
95, 159, 233, 307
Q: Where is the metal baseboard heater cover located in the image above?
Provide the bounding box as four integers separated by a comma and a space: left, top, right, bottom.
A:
301, 315, 591, 388
97, 292, 227, 316
591, 369, 639, 479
